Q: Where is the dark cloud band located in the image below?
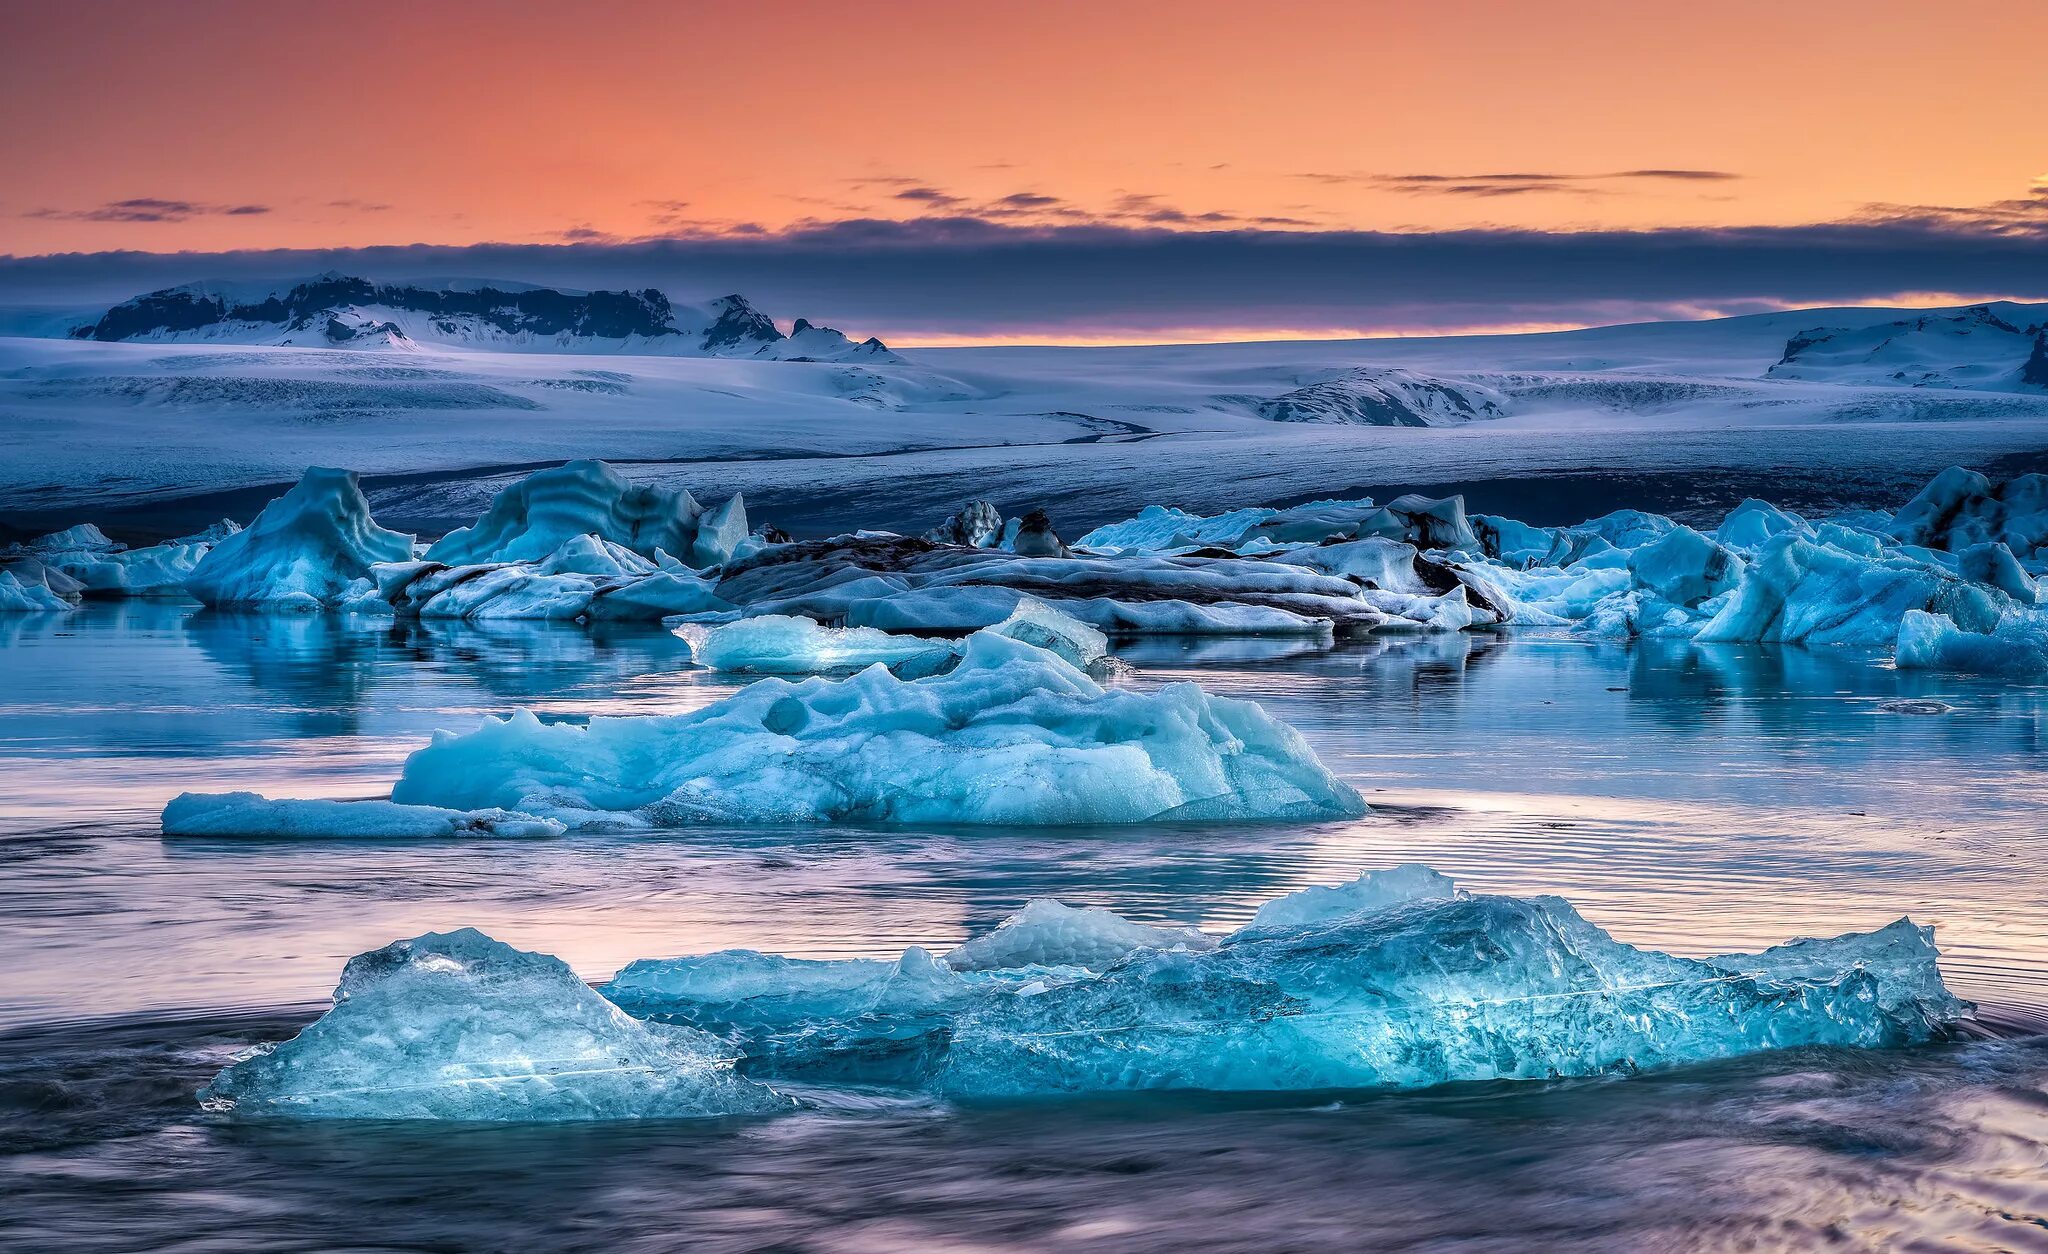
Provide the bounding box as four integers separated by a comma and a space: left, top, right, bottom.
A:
2, 217, 2043, 338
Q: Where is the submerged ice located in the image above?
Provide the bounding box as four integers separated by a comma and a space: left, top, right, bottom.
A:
210, 867, 1966, 1120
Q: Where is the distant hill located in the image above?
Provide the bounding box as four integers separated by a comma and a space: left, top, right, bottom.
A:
65, 273, 898, 362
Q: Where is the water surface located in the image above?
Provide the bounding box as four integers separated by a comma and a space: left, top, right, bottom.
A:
3, 604, 2046, 1250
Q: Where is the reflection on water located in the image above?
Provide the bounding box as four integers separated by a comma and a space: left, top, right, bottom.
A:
2, 605, 2047, 1249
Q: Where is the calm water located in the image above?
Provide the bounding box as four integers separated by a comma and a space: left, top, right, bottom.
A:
3, 603, 2048, 1250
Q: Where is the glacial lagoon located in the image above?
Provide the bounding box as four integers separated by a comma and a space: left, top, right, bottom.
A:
4, 603, 2046, 1248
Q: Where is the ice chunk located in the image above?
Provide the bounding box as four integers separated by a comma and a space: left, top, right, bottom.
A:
374, 534, 730, 622
1714, 499, 1806, 552
22, 523, 119, 553
1625, 526, 1745, 607
1076, 504, 1278, 554
0, 561, 78, 610
162, 791, 564, 839
984, 595, 1111, 670
681, 614, 958, 676
935, 892, 1965, 1096
234, 871, 1966, 1114
944, 900, 1216, 972
1895, 607, 2048, 673
1697, 533, 1998, 646
598, 870, 1965, 1099
200, 928, 787, 1120
424, 459, 744, 569
388, 632, 1366, 825
1244, 864, 1458, 931
185, 467, 414, 610
44, 533, 221, 598
844, 587, 1338, 637
690, 492, 750, 568
604, 946, 977, 1075
1957, 541, 2038, 603
1890, 466, 2048, 559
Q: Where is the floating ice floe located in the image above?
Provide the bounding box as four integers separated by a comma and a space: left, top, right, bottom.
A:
423, 459, 748, 569
372, 533, 730, 622
0, 565, 78, 613
388, 631, 1362, 825
0, 519, 239, 608
200, 928, 788, 1120
173, 629, 1361, 831
185, 467, 415, 610
612, 866, 1964, 1097
162, 791, 564, 839
1425, 468, 2048, 665
679, 596, 1115, 677
703, 531, 1432, 636
209, 866, 1964, 1120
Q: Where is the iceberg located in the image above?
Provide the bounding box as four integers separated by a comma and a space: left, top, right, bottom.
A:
1245, 863, 1457, 930
162, 791, 564, 839
424, 459, 746, 569
595, 866, 1966, 1099
682, 598, 1112, 677
934, 893, 1961, 1097
17, 519, 240, 598
200, 928, 788, 1120
0, 565, 77, 613
185, 467, 414, 610
943, 900, 1215, 972
1714, 498, 1807, 552
387, 631, 1366, 826
216, 870, 1963, 1119
714, 534, 1390, 635
680, 614, 960, 676
1895, 606, 2048, 673
1889, 466, 2048, 560
375, 534, 730, 622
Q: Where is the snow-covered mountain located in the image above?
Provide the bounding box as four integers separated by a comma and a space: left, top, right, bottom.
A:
67, 273, 899, 362
1248, 367, 1510, 427
1766, 303, 2048, 392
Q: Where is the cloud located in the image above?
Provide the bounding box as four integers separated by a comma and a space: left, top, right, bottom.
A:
3, 213, 2043, 342
24, 197, 273, 223
893, 186, 965, 207
1298, 169, 1742, 197
327, 198, 393, 213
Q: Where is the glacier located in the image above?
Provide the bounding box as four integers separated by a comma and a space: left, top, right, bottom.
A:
211, 866, 1965, 1120
200, 928, 788, 1120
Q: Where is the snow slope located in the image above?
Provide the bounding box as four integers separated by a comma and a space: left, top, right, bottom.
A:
4, 296, 2048, 532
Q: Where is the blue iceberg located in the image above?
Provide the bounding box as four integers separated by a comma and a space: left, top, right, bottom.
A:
201, 928, 788, 1121
207, 868, 1966, 1120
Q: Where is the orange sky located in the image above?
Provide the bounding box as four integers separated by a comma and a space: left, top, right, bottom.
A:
1, 0, 2042, 256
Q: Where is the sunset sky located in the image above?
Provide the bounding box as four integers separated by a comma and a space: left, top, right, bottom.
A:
3, 1, 2045, 341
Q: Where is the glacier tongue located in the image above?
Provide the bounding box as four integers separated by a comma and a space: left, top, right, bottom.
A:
224, 867, 1964, 1120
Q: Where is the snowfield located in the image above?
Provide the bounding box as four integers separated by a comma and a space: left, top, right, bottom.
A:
3, 290, 2045, 537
